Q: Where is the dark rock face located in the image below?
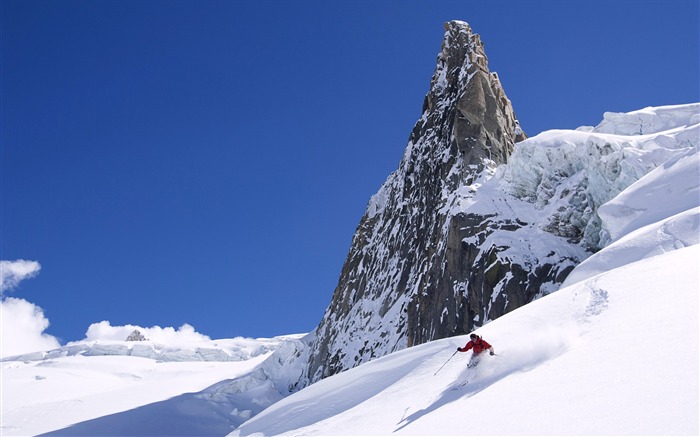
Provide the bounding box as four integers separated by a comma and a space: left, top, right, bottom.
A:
303, 21, 575, 385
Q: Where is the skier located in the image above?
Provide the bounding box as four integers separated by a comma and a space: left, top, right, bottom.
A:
457, 333, 494, 368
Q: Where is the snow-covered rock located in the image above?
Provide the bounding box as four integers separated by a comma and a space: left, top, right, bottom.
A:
125, 329, 147, 341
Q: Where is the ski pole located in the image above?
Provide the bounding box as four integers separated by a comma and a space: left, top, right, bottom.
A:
434, 350, 458, 376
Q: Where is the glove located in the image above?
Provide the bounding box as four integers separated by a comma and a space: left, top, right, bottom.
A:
456, 347, 462, 352
489, 351, 495, 356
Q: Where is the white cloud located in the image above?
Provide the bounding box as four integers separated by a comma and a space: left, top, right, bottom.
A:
0, 297, 61, 358
0, 259, 59, 358
84, 321, 211, 344
0, 259, 41, 294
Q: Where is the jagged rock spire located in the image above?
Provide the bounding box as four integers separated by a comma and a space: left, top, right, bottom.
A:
419, 21, 525, 173
304, 21, 527, 384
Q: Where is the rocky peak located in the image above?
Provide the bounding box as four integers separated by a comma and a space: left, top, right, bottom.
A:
427, 21, 489, 109
303, 21, 535, 385
421, 21, 526, 172
125, 329, 147, 342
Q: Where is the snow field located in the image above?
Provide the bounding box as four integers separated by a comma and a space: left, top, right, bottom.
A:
234, 245, 699, 436
1, 351, 272, 436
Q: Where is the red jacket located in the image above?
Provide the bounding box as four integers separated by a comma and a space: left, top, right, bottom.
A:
458, 337, 492, 355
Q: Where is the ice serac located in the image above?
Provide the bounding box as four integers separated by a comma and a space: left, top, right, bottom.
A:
305, 21, 541, 383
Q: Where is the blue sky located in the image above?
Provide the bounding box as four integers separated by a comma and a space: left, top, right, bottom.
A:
2, 0, 698, 344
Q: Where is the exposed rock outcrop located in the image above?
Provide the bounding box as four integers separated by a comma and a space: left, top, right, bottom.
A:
303, 21, 561, 384
125, 329, 147, 342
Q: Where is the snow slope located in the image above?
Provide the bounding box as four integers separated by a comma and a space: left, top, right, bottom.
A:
1, 336, 298, 436
2, 356, 262, 436
233, 245, 699, 436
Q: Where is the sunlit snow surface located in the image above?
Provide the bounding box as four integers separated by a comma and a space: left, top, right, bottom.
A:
234, 246, 698, 436
1, 336, 304, 436
2, 104, 698, 436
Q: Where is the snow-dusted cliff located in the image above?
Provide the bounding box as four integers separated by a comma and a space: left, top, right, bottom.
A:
300, 21, 699, 386
305, 20, 529, 383
304, 100, 697, 385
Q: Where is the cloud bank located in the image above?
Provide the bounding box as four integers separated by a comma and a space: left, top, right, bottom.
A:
84, 321, 211, 344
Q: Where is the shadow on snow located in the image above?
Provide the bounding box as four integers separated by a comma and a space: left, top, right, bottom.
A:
394, 370, 500, 433
34, 368, 287, 437
37, 391, 238, 437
